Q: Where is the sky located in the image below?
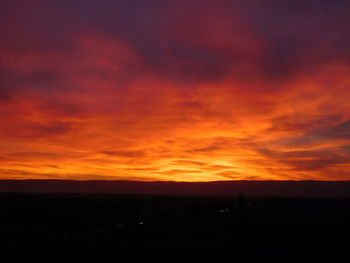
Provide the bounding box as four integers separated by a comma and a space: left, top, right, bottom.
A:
1, 0, 350, 182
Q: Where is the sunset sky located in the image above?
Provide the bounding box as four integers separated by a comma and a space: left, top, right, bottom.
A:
1, 0, 350, 181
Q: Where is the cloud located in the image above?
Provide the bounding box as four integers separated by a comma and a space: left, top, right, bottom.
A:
159, 169, 203, 175
326, 119, 350, 139
0, 121, 74, 138
215, 171, 243, 180
1, 0, 350, 181
171, 160, 208, 167
256, 147, 350, 172
102, 150, 146, 158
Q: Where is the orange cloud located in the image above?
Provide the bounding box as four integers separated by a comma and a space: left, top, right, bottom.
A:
1, 0, 350, 181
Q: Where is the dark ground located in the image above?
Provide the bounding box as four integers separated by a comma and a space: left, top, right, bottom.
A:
1, 193, 349, 261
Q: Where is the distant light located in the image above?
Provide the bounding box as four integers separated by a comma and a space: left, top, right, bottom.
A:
139, 221, 144, 225
220, 209, 224, 213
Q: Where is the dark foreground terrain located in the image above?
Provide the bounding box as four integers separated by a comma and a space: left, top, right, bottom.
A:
1, 193, 349, 260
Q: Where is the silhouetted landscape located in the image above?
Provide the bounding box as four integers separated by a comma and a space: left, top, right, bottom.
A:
1, 180, 349, 260
2, 180, 350, 196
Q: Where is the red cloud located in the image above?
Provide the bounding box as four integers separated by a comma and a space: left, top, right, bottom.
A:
1, 0, 350, 181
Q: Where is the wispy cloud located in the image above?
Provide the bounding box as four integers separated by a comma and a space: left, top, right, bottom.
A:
1, 0, 350, 181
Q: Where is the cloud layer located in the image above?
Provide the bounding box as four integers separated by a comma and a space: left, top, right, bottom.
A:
1, 0, 350, 181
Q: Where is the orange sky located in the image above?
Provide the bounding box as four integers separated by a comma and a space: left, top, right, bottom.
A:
1, 0, 350, 181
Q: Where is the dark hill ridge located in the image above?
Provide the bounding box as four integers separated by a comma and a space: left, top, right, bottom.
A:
1, 180, 350, 197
